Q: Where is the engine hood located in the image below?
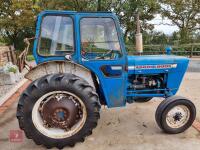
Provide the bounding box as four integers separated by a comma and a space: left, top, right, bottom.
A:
128, 55, 189, 65
127, 55, 189, 74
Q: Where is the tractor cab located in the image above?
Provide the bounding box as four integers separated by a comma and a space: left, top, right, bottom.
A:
34, 11, 126, 63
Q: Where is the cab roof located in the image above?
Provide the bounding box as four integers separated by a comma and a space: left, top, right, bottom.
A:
39, 10, 114, 16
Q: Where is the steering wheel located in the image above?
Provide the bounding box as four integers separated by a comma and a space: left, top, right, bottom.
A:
96, 50, 119, 59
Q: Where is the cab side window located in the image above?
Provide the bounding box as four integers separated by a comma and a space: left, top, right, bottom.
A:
80, 18, 122, 60
38, 15, 74, 56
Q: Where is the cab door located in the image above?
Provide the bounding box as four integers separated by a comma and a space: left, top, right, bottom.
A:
77, 14, 127, 107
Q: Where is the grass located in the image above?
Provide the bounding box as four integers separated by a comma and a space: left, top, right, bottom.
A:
26, 55, 35, 62
8, 67, 17, 73
0, 42, 6, 46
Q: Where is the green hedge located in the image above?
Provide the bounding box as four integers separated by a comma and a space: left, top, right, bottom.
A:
26, 55, 35, 61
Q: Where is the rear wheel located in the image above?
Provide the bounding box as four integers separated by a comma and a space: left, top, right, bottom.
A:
16, 73, 100, 149
155, 96, 196, 134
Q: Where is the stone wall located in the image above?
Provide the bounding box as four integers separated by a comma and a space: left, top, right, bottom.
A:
0, 46, 11, 67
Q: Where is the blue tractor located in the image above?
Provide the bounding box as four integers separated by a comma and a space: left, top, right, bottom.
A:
16, 11, 196, 149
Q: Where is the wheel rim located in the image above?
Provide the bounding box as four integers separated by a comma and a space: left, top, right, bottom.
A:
166, 105, 190, 128
32, 91, 87, 139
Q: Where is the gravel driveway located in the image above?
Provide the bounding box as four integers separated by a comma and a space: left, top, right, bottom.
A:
0, 84, 14, 98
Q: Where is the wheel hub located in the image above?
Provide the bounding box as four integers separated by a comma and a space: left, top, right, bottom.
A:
166, 105, 190, 128
173, 112, 183, 122
54, 109, 66, 121
39, 94, 82, 130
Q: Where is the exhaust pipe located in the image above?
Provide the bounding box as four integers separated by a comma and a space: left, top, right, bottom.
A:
135, 12, 143, 55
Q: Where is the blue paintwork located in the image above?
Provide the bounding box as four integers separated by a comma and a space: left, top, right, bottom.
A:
128, 55, 189, 95
33, 10, 189, 108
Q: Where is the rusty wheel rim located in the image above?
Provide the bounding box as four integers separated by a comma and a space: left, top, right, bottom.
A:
166, 105, 190, 128
32, 91, 87, 139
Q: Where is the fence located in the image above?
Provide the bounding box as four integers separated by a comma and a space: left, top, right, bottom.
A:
0, 46, 17, 67
126, 43, 200, 57
0, 38, 34, 72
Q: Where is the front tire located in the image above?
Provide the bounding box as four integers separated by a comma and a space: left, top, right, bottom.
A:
16, 73, 100, 149
155, 96, 196, 134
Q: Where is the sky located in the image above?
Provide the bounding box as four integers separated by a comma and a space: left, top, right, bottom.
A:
148, 14, 179, 35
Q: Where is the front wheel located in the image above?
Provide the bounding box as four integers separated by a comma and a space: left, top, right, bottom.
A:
155, 96, 196, 134
16, 73, 101, 149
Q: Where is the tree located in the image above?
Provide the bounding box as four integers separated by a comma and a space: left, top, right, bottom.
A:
111, 0, 160, 42
143, 31, 168, 45
0, 0, 160, 50
170, 31, 180, 45
160, 0, 200, 43
35, 0, 96, 11
0, 0, 39, 49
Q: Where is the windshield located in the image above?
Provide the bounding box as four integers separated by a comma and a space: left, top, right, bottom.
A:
38, 15, 74, 56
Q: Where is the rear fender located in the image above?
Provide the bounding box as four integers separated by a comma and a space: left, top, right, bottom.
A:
25, 61, 95, 88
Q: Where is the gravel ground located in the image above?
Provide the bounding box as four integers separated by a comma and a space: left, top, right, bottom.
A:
177, 72, 200, 120
0, 84, 16, 98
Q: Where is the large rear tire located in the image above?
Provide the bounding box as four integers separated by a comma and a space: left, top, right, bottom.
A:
16, 73, 100, 149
